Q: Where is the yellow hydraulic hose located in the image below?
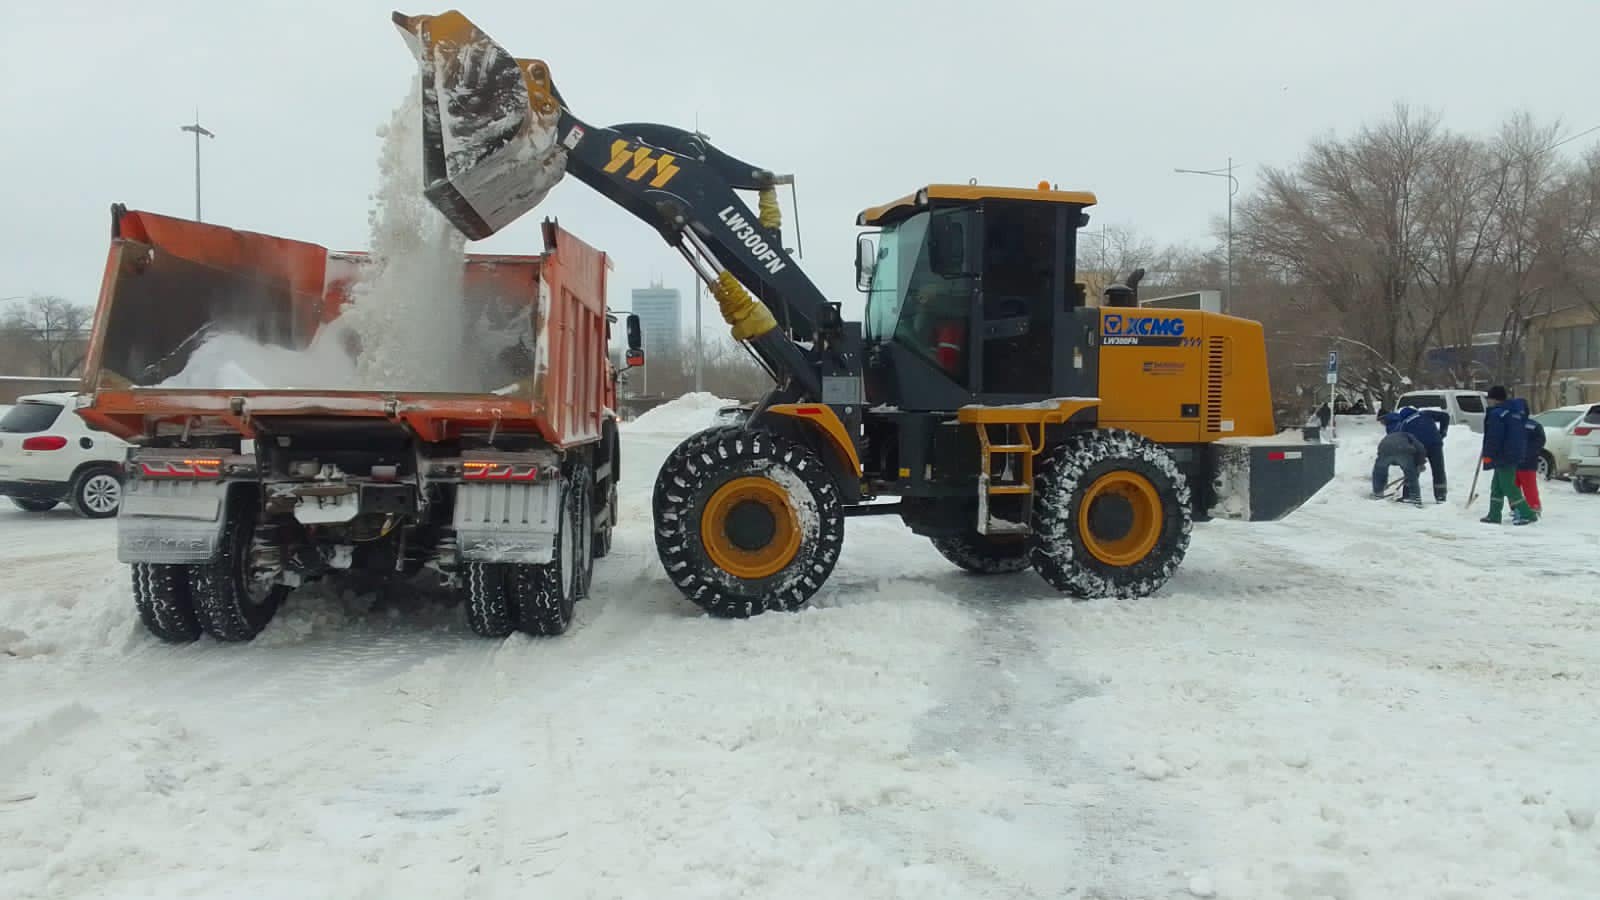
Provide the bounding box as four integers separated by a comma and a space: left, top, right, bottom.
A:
711, 270, 778, 341
758, 188, 781, 230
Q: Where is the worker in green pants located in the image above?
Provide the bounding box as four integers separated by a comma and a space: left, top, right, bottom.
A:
1479, 386, 1538, 525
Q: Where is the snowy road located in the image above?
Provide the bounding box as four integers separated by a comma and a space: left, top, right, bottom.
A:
2, 408, 1598, 899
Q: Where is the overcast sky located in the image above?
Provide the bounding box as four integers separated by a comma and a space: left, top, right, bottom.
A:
3, 0, 1597, 332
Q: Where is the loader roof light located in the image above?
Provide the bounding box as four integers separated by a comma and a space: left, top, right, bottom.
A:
1037, 180, 1050, 191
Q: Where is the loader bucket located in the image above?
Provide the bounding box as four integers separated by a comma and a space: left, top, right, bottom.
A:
392, 10, 567, 240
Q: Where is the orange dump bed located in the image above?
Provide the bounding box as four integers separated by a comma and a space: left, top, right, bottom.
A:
80, 207, 615, 447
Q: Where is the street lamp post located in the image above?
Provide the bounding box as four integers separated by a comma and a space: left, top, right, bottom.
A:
180, 112, 215, 222
1174, 157, 1238, 314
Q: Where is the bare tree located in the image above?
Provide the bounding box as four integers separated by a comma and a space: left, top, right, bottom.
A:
1411, 131, 1507, 383
1239, 104, 1448, 374
2, 296, 94, 377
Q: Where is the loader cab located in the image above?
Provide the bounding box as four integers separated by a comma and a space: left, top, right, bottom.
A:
856, 184, 1098, 410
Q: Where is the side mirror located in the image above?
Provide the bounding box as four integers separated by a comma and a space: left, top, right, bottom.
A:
928, 219, 967, 277
626, 313, 642, 352
625, 348, 644, 369
855, 234, 877, 292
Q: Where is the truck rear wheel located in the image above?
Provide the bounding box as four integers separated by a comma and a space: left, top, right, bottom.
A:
930, 532, 1033, 574
1029, 429, 1192, 599
514, 461, 585, 635
653, 428, 844, 618
10, 498, 58, 513
592, 478, 617, 559
132, 563, 201, 643
464, 562, 516, 637
461, 467, 583, 637
190, 492, 289, 642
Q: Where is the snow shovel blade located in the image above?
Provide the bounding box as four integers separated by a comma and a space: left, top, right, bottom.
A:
392, 10, 567, 240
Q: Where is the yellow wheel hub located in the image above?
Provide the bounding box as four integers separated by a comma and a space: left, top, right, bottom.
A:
701, 476, 801, 580
1077, 471, 1162, 567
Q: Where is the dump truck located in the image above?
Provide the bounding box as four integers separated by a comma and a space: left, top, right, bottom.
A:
79, 205, 641, 642
390, 10, 1335, 617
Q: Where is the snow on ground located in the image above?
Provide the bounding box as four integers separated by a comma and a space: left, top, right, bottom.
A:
1, 415, 1598, 898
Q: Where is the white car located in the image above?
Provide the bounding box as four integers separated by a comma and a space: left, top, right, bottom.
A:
1395, 389, 1488, 433
1529, 404, 1592, 481
0, 392, 130, 517
1567, 403, 1600, 494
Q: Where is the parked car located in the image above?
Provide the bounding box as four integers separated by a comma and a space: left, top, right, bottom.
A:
1530, 404, 1592, 481
1568, 403, 1600, 494
0, 392, 130, 517
1395, 389, 1488, 433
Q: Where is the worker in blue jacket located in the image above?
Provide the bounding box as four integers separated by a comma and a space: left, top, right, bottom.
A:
1384, 406, 1450, 501
1479, 386, 1537, 525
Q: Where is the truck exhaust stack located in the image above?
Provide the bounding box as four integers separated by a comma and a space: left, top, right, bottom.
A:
392, 10, 567, 240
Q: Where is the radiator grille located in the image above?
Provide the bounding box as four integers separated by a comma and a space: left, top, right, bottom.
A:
1205, 336, 1226, 432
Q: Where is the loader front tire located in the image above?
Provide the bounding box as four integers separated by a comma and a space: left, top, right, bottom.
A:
1030, 429, 1191, 599
653, 429, 843, 618
930, 532, 1033, 574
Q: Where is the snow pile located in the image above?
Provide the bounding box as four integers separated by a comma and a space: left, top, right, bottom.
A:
154, 329, 359, 390
622, 392, 736, 434
154, 82, 540, 394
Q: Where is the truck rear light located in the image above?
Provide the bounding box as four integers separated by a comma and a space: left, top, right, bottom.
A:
463, 461, 539, 482
21, 435, 68, 451
139, 458, 222, 478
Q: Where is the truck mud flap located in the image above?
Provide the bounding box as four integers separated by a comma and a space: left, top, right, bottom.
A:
1208, 440, 1335, 521
453, 481, 561, 564
117, 479, 229, 564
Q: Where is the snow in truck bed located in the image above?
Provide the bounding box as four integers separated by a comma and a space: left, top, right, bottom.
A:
1, 414, 1597, 899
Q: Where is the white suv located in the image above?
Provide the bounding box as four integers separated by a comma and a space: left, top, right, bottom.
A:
1395, 389, 1488, 433
0, 392, 130, 517
1568, 403, 1600, 495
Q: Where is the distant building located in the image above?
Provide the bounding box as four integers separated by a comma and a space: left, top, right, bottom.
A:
1422, 331, 1510, 390
1524, 305, 1600, 410
630, 284, 682, 389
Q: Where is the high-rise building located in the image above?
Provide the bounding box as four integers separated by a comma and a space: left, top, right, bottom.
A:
630, 284, 682, 390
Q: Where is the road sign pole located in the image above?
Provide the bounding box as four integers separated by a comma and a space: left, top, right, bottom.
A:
1326, 350, 1339, 439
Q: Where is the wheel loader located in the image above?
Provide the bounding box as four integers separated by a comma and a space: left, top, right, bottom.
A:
391, 10, 1335, 617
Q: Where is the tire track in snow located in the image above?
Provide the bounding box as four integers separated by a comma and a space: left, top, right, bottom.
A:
825, 523, 1199, 898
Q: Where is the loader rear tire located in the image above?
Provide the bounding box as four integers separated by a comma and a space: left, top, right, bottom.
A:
190, 492, 289, 642
132, 563, 201, 643
653, 428, 843, 618
930, 532, 1033, 574
1030, 429, 1191, 599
